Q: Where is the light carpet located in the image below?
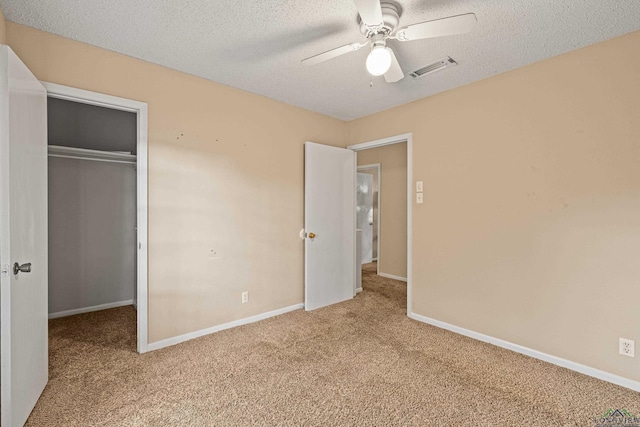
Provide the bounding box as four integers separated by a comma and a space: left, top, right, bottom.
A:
27, 263, 639, 426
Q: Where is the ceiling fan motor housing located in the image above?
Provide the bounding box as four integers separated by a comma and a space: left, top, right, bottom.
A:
359, 2, 401, 38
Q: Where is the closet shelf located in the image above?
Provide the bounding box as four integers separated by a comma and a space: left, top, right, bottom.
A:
48, 145, 136, 164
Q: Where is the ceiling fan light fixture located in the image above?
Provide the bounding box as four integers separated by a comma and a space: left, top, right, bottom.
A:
366, 45, 392, 76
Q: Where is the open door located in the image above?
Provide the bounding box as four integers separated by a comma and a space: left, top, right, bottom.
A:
356, 172, 374, 264
0, 46, 49, 426
304, 142, 355, 311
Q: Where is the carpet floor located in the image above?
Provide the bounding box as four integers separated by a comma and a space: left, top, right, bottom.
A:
27, 263, 639, 426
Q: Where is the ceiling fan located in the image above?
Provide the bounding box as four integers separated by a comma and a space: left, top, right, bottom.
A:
301, 0, 477, 83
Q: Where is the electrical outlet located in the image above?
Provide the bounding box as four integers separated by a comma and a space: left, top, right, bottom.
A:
619, 338, 635, 357
241, 291, 249, 304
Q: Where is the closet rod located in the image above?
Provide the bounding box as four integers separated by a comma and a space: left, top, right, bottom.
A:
48, 145, 137, 165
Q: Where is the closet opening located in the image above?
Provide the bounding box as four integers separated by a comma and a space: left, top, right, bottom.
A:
47, 96, 138, 351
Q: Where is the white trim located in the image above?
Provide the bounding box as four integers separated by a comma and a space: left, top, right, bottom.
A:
352, 153, 358, 297
409, 312, 640, 393
378, 272, 407, 282
407, 136, 412, 316
147, 304, 304, 352
41, 82, 149, 354
349, 133, 412, 151
356, 287, 363, 293
43, 82, 144, 112
379, 163, 382, 277
48, 300, 134, 319
348, 133, 412, 316
357, 163, 381, 270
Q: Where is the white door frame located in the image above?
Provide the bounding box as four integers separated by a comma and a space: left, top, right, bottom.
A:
348, 133, 412, 316
41, 82, 149, 353
357, 163, 381, 270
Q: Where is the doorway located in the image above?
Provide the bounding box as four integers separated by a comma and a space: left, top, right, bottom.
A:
43, 83, 149, 353
349, 133, 412, 315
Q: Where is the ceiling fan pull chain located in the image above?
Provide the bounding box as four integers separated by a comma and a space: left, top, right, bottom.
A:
370, 77, 373, 88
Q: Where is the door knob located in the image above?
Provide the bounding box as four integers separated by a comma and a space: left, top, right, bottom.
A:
308, 232, 316, 239
13, 262, 32, 275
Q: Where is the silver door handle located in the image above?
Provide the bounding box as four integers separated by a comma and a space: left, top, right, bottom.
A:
13, 262, 31, 275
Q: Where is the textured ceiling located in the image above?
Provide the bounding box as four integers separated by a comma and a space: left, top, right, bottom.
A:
2, 0, 640, 120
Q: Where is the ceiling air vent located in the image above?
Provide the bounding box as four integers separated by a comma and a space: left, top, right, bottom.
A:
410, 57, 457, 79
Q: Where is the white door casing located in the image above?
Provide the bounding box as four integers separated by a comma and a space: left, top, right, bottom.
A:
348, 133, 413, 316
0, 46, 49, 427
42, 82, 149, 354
304, 142, 356, 311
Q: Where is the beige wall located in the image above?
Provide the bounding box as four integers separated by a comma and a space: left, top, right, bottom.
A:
347, 31, 640, 381
0, 5, 6, 45
5, 16, 640, 383
357, 144, 407, 278
6, 23, 347, 343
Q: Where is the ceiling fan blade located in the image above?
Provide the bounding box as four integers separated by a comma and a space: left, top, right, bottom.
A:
395, 13, 477, 41
353, 0, 383, 27
384, 49, 404, 83
301, 42, 366, 67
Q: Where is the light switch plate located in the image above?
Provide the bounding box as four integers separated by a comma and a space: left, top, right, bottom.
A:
416, 193, 424, 204
416, 181, 423, 192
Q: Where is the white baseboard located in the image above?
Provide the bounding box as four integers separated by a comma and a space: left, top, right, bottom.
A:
409, 312, 640, 392
147, 303, 304, 352
49, 299, 134, 319
356, 287, 363, 293
378, 272, 408, 282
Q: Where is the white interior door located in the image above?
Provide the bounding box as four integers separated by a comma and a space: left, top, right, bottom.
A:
304, 142, 355, 311
0, 46, 49, 427
356, 172, 374, 264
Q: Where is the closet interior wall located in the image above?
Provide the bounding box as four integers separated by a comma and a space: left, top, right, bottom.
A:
47, 97, 137, 317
